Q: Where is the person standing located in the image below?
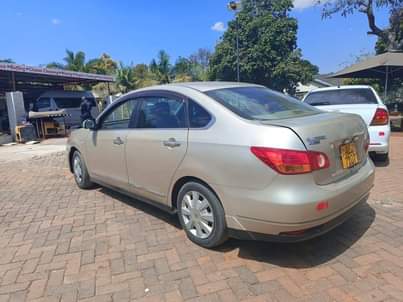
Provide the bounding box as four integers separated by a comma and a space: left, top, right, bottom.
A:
80, 96, 94, 125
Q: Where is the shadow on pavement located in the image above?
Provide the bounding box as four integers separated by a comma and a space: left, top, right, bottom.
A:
217, 202, 376, 268
99, 186, 375, 268
99, 187, 182, 229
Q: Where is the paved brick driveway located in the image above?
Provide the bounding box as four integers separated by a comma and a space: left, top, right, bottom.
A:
0, 136, 403, 302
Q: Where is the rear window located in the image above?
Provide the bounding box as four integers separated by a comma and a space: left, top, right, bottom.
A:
304, 89, 378, 106
54, 97, 96, 109
205, 87, 319, 121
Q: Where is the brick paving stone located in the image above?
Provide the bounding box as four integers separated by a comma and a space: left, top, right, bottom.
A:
0, 135, 402, 301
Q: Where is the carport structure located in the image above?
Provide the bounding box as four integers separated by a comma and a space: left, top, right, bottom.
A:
0, 63, 115, 141
329, 51, 403, 99
0, 63, 114, 102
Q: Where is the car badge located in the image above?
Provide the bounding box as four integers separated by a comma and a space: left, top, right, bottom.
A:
307, 136, 327, 145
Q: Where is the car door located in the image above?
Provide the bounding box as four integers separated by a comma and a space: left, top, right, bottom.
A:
86, 98, 137, 189
125, 93, 188, 204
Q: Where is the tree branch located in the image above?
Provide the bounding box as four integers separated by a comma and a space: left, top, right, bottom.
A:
365, 0, 387, 38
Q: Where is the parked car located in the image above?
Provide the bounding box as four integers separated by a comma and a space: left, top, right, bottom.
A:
34, 91, 98, 128
67, 82, 375, 248
303, 85, 390, 161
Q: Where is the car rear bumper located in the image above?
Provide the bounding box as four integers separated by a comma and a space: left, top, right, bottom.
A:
219, 157, 375, 239
228, 197, 368, 242
368, 125, 390, 154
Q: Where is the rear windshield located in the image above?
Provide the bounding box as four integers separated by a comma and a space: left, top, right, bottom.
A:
304, 89, 378, 106
54, 97, 96, 109
205, 87, 319, 120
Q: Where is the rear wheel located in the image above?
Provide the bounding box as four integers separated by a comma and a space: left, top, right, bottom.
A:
72, 151, 93, 189
177, 182, 227, 248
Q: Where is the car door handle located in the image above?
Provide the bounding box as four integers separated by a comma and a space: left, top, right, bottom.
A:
113, 137, 124, 145
163, 138, 181, 148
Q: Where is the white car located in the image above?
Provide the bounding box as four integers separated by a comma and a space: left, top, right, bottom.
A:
303, 85, 390, 161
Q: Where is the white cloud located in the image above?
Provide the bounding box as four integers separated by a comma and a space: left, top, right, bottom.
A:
293, 0, 323, 9
51, 18, 61, 25
211, 21, 226, 32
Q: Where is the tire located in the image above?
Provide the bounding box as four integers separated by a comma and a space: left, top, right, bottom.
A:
177, 181, 228, 248
71, 151, 94, 189
376, 153, 389, 162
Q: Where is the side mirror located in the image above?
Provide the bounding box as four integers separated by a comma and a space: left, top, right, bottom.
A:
83, 119, 96, 130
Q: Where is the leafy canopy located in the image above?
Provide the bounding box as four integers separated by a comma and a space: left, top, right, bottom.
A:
209, 0, 318, 94
321, 0, 403, 51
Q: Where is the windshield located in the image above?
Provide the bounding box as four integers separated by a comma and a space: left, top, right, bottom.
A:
304, 89, 378, 106
205, 86, 319, 120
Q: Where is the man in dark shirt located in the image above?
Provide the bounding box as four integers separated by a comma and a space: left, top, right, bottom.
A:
80, 96, 94, 125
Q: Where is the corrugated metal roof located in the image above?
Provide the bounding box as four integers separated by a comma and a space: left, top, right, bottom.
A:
0, 63, 114, 83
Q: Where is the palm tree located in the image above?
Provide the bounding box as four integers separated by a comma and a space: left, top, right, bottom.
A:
116, 63, 137, 93
63, 50, 87, 72
150, 50, 172, 84
47, 50, 118, 76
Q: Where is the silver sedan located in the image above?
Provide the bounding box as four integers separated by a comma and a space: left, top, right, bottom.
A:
67, 82, 375, 248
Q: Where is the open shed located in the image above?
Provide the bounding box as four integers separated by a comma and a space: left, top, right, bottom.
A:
0, 63, 114, 102
0, 63, 115, 142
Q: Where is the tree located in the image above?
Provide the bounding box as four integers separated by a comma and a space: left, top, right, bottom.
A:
172, 57, 198, 82
189, 48, 212, 81
209, 0, 318, 94
86, 53, 118, 75
321, 0, 403, 51
116, 63, 137, 93
133, 64, 158, 88
375, 7, 403, 53
173, 57, 193, 75
150, 50, 172, 84
189, 49, 212, 70
63, 50, 87, 71
47, 50, 118, 75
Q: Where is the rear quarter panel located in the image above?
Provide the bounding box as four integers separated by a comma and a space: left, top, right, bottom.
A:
168, 88, 307, 215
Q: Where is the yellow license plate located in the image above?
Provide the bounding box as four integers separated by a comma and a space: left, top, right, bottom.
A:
340, 143, 359, 169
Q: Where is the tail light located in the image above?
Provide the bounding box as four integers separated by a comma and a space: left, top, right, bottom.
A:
250, 147, 329, 175
370, 108, 389, 126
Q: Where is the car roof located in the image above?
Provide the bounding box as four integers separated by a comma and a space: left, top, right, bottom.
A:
308, 85, 373, 93
137, 81, 263, 93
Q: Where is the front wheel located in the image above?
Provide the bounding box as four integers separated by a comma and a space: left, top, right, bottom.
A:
72, 151, 94, 189
177, 182, 228, 248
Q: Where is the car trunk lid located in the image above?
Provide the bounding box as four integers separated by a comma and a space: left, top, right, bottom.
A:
314, 104, 379, 126
261, 112, 368, 185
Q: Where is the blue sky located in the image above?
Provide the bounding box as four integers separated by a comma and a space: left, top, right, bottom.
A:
1, 0, 390, 74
